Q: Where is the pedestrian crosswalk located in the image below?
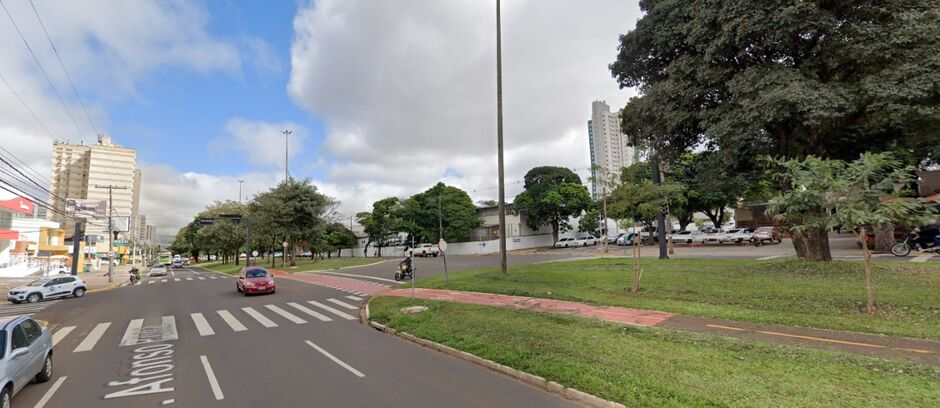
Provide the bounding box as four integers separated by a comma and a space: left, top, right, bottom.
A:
126, 275, 225, 287
50, 297, 362, 353
0, 299, 61, 319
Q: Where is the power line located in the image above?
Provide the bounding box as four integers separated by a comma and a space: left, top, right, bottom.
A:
27, 0, 98, 135
0, 71, 55, 139
0, 0, 85, 139
0, 145, 51, 186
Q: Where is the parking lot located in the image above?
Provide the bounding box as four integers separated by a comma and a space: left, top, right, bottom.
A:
540, 234, 940, 263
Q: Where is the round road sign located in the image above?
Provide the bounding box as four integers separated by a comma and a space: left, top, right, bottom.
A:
438, 239, 448, 252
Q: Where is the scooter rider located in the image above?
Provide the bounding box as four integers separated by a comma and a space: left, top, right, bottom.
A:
399, 248, 413, 274
916, 225, 940, 250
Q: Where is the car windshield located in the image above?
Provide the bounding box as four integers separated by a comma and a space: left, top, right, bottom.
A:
27, 278, 52, 286
246, 270, 268, 278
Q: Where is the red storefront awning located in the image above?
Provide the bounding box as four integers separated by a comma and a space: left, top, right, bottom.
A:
0, 229, 19, 240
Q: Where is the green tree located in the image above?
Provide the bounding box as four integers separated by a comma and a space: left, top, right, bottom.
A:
323, 222, 358, 258
611, 0, 940, 255
397, 183, 480, 243
356, 197, 402, 257
513, 167, 592, 242
608, 163, 686, 232
578, 209, 600, 236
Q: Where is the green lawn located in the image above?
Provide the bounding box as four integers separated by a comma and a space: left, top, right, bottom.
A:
370, 297, 940, 408
416, 258, 940, 340
196, 257, 381, 275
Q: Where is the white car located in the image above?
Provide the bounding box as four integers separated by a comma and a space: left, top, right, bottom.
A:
721, 228, 751, 243
413, 243, 440, 257
579, 236, 597, 246
149, 266, 168, 277
554, 238, 578, 248
673, 230, 705, 244
7, 276, 87, 304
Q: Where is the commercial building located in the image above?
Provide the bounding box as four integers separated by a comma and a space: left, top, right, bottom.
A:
588, 100, 638, 198
48, 135, 141, 252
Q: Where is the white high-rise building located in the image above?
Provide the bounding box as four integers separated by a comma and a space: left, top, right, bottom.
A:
588, 100, 636, 198
48, 135, 141, 250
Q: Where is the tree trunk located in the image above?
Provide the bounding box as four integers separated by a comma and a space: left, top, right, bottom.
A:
632, 222, 642, 293
289, 240, 296, 267
704, 207, 725, 229
873, 224, 895, 253
677, 211, 693, 231
803, 227, 832, 262
790, 230, 808, 260
860, 227, 876, 313
551, 220, 560, 243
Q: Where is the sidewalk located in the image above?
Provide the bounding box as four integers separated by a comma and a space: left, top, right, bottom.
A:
380, 288, 940, 367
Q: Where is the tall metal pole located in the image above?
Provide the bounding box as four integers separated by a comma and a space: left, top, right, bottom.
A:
238, 179, 244, 203
496, 0, 507, 274
70, 222, 82, 276
439, 191, 448, 284
650, 156, 668, 259
95, 184, 127, 283
282, 130, 292, 182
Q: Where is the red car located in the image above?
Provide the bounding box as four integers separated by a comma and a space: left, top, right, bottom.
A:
236, 267, 276, 296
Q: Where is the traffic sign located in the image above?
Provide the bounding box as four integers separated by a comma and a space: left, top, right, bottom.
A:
252, 250, 259, 257
107, 251, 116, 258
282, 241, 289, 248
438, 239, 448, 252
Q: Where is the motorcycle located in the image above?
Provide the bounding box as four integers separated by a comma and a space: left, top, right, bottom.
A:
394, 262, 414, 281
129, 267, 140, 284
891, 229, 940, 257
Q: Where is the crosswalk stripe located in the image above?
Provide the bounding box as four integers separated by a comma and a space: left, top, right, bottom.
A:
74, 322, 111, 352
148, 281, 155, 284
327, 298, 358, 310
307, 301, 356, 320
217, 310, 247, 332
191, 313, 215, 336
161, 279, 168, 283
198, 277, 206, 280
287, 302, 332, 322
174, 278, 181, 282
162, 316, 179, 341
186, 277, 193, 281
0, 304, 54, 312
119, 319, 145, 347
345, 296, 363, 302
264, 305, 307, 324
241, 307, 278, 328
210, 277, 218, 280
52, 326, 75, 347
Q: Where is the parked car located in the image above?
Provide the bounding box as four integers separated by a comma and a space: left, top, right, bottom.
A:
751, 226, 782, 245
579, 236, 597, 246
720, 228, 753, 243
171, 259, 184, 268
412, 243, 440, 257
673, 230, 705, 244
554, 238, 577, 248
46, 264, 71, 275
616, 232, 638, 246
148, 266, 168, 277
7, 276, 87, 304
0, 316, 54, 406
606, 233, 624, 244
236, 267, 276, 296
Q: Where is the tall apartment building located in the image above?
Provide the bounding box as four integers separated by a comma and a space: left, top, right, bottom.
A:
48, 135, 141, 250
588, 100, 637, 198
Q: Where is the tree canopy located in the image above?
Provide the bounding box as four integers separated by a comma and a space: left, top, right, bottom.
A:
513, 166, 592, 242
396, 183, 480, 244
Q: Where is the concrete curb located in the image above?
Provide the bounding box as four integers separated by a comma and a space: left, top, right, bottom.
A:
367, 320, 624, 408
87, 282, 120, 293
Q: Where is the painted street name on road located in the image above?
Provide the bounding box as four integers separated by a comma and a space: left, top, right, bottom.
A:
106, 317, 179, 401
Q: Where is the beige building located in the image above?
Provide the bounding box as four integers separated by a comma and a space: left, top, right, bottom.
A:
48, 135, 141, 251
588, 100, 638, 198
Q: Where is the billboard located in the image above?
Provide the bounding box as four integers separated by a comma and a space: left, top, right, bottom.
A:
66, 199, 107, 218
0, 191, 34, 215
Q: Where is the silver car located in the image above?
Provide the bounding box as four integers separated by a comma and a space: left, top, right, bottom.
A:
149, 266, 168, 277
0, 316, 54, 407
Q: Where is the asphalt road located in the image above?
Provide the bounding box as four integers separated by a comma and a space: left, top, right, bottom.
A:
13, 266, 579, 408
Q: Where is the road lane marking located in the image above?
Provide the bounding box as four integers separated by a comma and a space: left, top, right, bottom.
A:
186, 277, 193, 281
314, 271, 399, 284
287, 302, 332, 322
210, 276, 218, 279
120, 319, 145, 346
345, 296, 363, 301
756, 255, 782, 261
264, 305, 307, 324
200, 355, 224, 400
217, 310, 246, 332
911, 254, 934, 263
241, 307, 278, 328
52, 326, 75, 347
191, 313, 215, 336
198, 277, 206, 280
74, 322, 111, 352
161, 279, 168, 283
307, 301, 356, 320
327, 298, 358, 310
174, 278, 180, 282
33, 375, 67, 408
162, 316, 179, 341
148, 281, 155, 284
305, 340, 364, 378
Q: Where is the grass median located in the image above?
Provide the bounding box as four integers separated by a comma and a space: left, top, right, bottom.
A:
416, 258, 940, 340
370, 297, 940, 408
196, 257, 381, 276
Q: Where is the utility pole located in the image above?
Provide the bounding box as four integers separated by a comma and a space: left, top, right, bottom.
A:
439, 191, 449, 284
70, 222, 83, 276
95, 184, 128, 283
495, 0, 507, 274
282, 130, 292, 182
238, 179, 244, 203
649, 156, 668, 259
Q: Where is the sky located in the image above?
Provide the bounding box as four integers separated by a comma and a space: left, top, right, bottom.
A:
0, 0, 642, 244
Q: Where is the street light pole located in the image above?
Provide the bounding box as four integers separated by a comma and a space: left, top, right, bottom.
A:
282, 130, 292, 182
95, 184, 128, 283
496, 0, 507, 274
238, 179, 244, 203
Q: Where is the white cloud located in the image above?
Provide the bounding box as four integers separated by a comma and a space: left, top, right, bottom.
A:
212, 119, 308, 168
288, 0, 641, 212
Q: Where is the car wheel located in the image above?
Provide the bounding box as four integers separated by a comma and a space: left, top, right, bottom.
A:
26, 293, 41, 303
35, 354, 53, 383
0, 385, 9, 408
73, 287, 86, 298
